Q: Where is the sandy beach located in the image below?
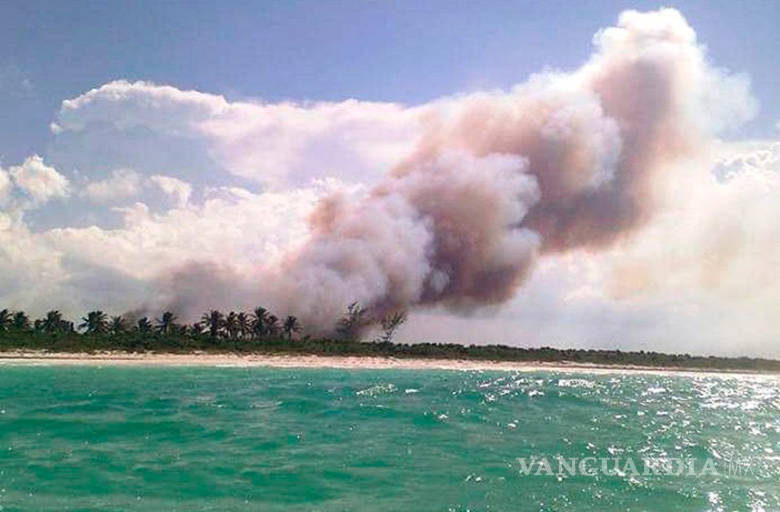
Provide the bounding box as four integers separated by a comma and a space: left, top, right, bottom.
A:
0, 350, 774, 378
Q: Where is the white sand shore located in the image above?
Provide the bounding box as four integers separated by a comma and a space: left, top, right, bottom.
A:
0, 350, 774, 377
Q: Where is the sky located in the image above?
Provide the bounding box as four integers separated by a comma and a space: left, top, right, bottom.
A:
0, 1, 778, 356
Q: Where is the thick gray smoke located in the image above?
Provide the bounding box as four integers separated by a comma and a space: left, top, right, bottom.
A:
270, 152, 541, 329
162, 9, 753, 333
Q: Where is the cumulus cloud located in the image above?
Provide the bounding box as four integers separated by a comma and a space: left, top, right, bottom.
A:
80, 170, 196, 208
0, 168, 11, 204
52, 80, 424, 189
0, 210, 67, 312
0, 179, 326, 317
46, 185, 319, 281
81, 168, 143, 203
0, 8, 777, 356
6, 155, 70, 206
148, 175, 192, 207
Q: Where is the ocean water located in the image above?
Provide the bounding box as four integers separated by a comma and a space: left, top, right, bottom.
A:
0, 366, 777, 511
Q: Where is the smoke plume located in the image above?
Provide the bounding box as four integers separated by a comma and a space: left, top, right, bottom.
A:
162, 9, 754, 333
237, 9, 749, 332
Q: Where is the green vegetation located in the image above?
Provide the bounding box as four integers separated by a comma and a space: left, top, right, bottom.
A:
0, 306, 778, 372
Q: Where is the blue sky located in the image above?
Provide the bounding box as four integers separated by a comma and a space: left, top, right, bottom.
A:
1, 3, 779, 356
1, 0, 778, 164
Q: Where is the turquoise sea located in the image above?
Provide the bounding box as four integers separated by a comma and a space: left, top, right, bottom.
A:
0, 366, 777, 511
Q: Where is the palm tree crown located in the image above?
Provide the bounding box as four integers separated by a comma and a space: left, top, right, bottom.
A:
224, 311, 239, 339
79, 311, 108, 334
0, 309, 13, 331
155, 311, 177, 335
136, 317, 153, 334
109, 316, 127, 335
265, 315, 280, 337
201, 310, 224, 338
41, 310, 64, 333
12, 311, 31, 331
251, 307, 269, 337
236, 312, 250, 339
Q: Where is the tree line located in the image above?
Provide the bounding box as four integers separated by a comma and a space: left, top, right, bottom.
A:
0, 307, 301, 340
0, 305, 778, 373
0, 302, 403, 345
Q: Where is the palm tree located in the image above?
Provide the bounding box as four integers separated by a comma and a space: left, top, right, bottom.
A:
0, 309, 11, 331
12, 311, 31, 331
236, 312, 251, 339
265, 315, 280, 337
79, 311, 108, 334
224, 311, 239, 340
283, 316, 301, 340
109, 316, 127, 335
41, 310, 64, 333
201, 310, 224, 338
136, 317, 153, 334
155, 311, 177, 335
251, 307, 269, 338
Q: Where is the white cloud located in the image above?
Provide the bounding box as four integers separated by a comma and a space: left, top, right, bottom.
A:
7, 155, 70, 205
148, 175, 192, 207
0, 156, 70, 213
0, 168, 11, 204
52, 80, 424, 190
81, 168, 143, 203
80, 170, 198, 208
0, 212, 68, 312
56, 80, 228, 133
43, 182, 328, 282
712, 139, 780, 176
0, 178, 328, 317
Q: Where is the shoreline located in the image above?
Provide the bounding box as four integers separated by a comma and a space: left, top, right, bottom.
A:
0, 350, 776, 377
